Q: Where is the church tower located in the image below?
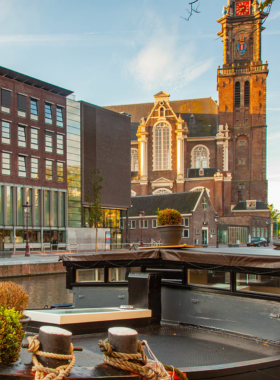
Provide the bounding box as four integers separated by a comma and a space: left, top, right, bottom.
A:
217, 0, 268, 205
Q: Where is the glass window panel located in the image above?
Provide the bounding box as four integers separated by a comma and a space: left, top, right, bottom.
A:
76, 268, 105, 282
66, 113, 80, 122
2, 152, 11, 175
236, 273, 280, 296
31, 128, 39, 150
18, 156, 27, 177
67, 146, 80, 154
66, 105, 80, 116
67, 125, 81, 135
57, 162, 64, 182
30, 99, 38, 115
6, 186, 13, 225
35, 189, 40, 227
45, 133, 53, 153
67, 153, 81, 162
17, 188, 23, 226
61, 192, 65, 227
154, 122, 170, 170
4, 230, 13, 244
32, 230, 41, 243
53, 192, 58, 227
45, 103, 52, 124
44, 190, 50, 226
56, 106, 64, 127
18, 126, 26, 147
31, 157, 39, 179
45, 160, 53, 181
188, 269, 230, 289
2, 121, 10, 144
108, 267, 141, 282
56, 134, 64, 155
25, 188, 32, 225
43, 230, 50, 243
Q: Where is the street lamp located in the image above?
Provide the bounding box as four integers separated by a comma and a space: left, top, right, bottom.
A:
138, 209, 146, 247
266, 218, 270, 247
22, 201, 32, 257
214, 214, 220, 248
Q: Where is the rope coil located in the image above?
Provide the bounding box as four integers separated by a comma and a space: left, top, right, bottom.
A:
98, 339, 188, 380
27, 335, 75, 380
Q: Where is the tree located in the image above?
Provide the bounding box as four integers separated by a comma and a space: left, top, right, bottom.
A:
86, 168, 104, 252
259, 0, 275, 11
269, 204, 280, 237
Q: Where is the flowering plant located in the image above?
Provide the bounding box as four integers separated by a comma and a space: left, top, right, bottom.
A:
157, 208, 182, 226
0, 306, 25, 364
0, 281, 29, 318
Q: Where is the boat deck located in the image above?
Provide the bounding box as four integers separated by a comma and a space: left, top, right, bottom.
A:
21, 325, 280, 368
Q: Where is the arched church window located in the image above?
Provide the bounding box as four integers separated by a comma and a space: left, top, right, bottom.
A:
159, 107, 165, 117
244, 81, 250, 107
153, 188, 172, 195
235, 81, 241, 107
131, 148, 138, 171
192, 145, 209, 168
154, 122, 171, 170
190, 114, 195, 124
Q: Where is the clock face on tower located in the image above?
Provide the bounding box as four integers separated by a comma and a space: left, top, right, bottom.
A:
235, 1, 250, 16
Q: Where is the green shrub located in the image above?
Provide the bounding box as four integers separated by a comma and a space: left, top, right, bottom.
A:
157, 208, 182, 226
0, 281, 29, 318
0, 306, 24, 364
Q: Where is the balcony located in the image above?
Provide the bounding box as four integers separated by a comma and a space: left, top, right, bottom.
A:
218, 63, 268, 76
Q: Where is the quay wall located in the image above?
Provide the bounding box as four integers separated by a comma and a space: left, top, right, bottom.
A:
0, 262, 66, 278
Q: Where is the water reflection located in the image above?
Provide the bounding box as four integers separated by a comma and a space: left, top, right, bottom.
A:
2, 274, 73, 309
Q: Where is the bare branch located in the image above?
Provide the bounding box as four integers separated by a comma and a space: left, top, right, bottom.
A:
181, 0, 201, 21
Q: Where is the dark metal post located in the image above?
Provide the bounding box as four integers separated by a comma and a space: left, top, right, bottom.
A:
266, 218, 270, 247
215, 214, 220, 248
138, 209, 145, 247
23, 201, 32, 257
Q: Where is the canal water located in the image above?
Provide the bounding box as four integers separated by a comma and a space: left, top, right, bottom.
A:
3, 274, 73, 309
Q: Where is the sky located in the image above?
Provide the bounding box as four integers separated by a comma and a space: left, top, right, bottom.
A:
0, 0, 279, 208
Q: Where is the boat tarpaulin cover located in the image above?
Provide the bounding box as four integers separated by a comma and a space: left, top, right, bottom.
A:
60, 249, 280, 269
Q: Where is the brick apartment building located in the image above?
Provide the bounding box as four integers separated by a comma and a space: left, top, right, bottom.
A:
0, 66, 72, 251
107, 0, 270, 244
125, 190, 217, 246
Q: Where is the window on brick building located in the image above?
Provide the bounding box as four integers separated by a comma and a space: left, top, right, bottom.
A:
56, 106, 63, 127
30, 99, 38, 120
152, 219, 157, 228
195, 228, 200, 234
45, 133, 53, 153
57, 162, 64, 182
190, 114, 195, 124
57, 134, 64, 155
159, 107, 165, 117
130, 220, 136, 229
17, 94, 27, 118
252, 227, 256, 237
45, 160, 53, 181
1, 121, 10, 144
256, 228, 260, 237
18, 155, 27, 177
211, 229, 216, 234
31, 128, 39, 150
235, 81, 241, 107
1, 89, 11, 113
2, 152, 11, 175
31, 157, 39, 179
131, 148, 138, 171
238, 140, 246, 146
139, 220, 148, 228
45, 103, 52, 124
192, 145, 209, 168
202, 197, 207, 210
154, 122, 171, 170
182, 218, 189, 227
182, 229, 189, 238
244, 81, 250, 107
18, 126, 26, 147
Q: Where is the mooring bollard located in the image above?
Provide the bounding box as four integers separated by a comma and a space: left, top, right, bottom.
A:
108, 327, 138, 354
38, 326, 72, 368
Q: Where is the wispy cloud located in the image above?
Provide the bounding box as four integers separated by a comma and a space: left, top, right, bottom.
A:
268, 10, 280, 21
268, 107, 280, 111
127, 12, 213, 91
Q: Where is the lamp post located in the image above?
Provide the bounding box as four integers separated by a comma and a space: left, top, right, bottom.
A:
266, 218, 270, 247
138, 209, 146, 247
22, 201, 32, 257
214, 214, 220, 248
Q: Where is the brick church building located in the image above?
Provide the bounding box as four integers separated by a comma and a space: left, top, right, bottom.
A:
107, 0, 270, 243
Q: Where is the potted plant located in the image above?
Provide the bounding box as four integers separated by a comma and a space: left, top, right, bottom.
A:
0, 281, 30, 331
157, 208, 183, 245
0, 306, 25, 364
